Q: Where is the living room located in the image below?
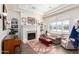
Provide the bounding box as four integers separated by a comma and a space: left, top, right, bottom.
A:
0, 4, 79, 54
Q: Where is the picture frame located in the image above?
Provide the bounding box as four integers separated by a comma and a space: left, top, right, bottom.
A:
27, 17, 36, 25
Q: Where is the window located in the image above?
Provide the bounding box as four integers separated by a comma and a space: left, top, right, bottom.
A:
49, 22, 56, 31
49, 20, 70, 33
62, 20, 69, 32
56, 21, 62, 31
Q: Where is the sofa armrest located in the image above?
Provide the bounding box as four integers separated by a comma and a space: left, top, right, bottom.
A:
61, 37, 75, 49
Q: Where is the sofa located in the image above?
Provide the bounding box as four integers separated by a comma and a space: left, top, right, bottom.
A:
46, 33, 62, 45
39, 37, 52, 46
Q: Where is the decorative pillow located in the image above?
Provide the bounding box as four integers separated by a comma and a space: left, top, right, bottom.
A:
70, 38, 75, 42
67, 41, 74, 49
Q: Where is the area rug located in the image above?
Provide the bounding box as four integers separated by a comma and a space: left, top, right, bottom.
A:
27, 40, 55, 54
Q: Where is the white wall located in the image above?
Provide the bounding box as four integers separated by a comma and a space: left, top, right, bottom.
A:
0, 4, 2, 32
0, 5, 2, 13
44, 6, 79, 35
21, 11, 43, 23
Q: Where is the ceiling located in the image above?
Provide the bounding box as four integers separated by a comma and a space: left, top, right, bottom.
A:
6, 4, 61, 14
18, 4, 61, 14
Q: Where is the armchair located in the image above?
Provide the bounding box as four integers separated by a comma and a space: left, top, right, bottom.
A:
61, 37, 76, 49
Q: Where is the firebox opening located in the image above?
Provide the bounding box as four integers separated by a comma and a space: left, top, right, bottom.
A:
28, 33, 36, 40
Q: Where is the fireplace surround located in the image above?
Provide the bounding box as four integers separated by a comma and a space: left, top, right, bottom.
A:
28, 33, 36, 40
21, 25, 40, 43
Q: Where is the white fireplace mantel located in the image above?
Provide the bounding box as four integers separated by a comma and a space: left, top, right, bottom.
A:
21, 25, 40, 43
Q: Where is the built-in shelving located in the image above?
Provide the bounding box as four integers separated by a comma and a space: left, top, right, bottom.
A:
11, 18, 18, 32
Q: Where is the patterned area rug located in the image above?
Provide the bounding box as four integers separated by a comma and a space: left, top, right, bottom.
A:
27, 40, 55, 54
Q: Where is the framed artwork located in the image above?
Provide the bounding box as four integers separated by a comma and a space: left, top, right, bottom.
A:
27, 17, 36, 25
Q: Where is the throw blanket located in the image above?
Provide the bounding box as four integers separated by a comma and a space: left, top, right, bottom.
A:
70, 26, 78, 39
69, 26, 78, 48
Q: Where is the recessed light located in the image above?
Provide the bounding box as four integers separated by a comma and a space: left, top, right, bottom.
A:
49, 6, 52, 8
32, 7, 36, 9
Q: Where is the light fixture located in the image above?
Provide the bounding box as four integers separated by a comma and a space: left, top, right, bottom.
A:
49, 6, 52, 8
3, 4, 7, 16
3, 12, 7, 16
32, 6, 36, 9
2, 4, 7, 30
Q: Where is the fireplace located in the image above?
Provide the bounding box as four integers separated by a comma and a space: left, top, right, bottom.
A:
28, 33, 36, 40
21, 25, 39, 43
